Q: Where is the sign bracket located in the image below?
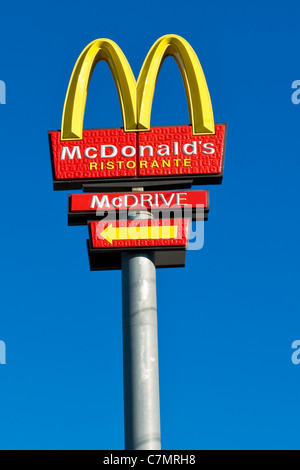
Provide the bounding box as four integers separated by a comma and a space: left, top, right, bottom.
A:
82, 179, 194, 193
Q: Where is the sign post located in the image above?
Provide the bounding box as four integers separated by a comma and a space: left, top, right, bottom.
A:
48, 34, 226, 450
122, 211, 161, 450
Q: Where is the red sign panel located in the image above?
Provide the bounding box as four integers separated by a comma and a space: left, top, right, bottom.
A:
69, 190, 208, 225
89, 219, 190, 249
49, 124, 226, 189
70, 190, 208, 212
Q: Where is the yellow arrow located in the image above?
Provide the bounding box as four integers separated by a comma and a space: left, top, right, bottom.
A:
100, 224, 178, 245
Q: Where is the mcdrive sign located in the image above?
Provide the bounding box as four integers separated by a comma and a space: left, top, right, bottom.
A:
49, 35, 226, 189
68, 190, 209, 225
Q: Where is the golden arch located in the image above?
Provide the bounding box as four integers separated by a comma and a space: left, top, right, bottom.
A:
61, 35, 215, 141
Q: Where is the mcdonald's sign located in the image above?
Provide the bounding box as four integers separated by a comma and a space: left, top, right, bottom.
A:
49, 35, 226, 189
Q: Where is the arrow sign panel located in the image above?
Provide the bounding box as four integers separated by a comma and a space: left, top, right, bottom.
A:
101, 224, 178, 244
89, 219, 190, 249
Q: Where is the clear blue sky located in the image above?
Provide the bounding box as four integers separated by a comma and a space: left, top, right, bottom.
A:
0, 0, 300, 450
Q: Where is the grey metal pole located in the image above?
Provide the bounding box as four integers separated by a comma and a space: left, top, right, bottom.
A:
122, 210, 161, 451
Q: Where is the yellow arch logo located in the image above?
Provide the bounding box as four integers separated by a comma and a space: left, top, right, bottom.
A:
61, 35, 215, 141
